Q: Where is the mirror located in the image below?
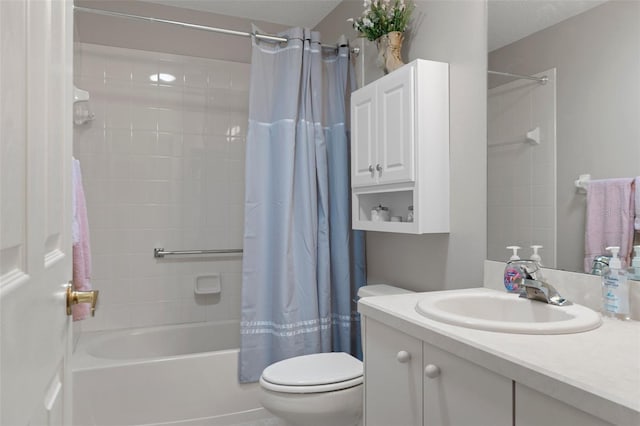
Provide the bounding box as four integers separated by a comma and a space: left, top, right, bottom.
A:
486, 0, 640, 273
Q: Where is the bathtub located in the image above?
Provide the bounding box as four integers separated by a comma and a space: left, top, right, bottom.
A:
72, 321, 279, 426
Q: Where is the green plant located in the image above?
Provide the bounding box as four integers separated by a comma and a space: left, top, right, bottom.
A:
348, 0, 415, 41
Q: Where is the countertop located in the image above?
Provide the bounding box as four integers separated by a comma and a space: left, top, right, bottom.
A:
358, 288, 640, 425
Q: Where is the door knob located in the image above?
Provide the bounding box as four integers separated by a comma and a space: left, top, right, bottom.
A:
376, 164, 383, 172
368, 164, 374, 173
424, 364, 441, 378
66, 284, 99, 317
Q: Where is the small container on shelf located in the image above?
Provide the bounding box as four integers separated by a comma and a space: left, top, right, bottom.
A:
371, 205, 390, 222
391, 216, 402, 222
406, 205, 414, 222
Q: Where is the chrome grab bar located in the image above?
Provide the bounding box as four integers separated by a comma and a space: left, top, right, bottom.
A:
153, 248, 243, 258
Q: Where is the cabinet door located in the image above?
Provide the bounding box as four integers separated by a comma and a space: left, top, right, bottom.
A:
423, 342, 512, 426
364, 318, 422, 426
351, 86, 377, 187
515, 383, 614, 426
376, 64, 415, 185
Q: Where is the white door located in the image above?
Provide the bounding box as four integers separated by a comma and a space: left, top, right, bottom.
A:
377, 64, 415, 185
1, 1, 74, 425
363, 318, 423, 426
423, 342, 512, 426
351, 86, 377, 187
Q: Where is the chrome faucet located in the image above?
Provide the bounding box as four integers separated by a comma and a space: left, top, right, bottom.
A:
507, 260, 570, 306
590, 255, 610, 276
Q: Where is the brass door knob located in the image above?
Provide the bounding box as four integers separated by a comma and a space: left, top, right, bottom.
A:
66, 284, 99, 317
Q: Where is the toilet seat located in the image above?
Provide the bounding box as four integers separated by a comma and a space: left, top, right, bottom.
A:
260, 352, 363, 394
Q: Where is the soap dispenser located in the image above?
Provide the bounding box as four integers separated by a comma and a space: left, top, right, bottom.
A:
601, 246, 630, 320
530, 245, 543, 266
503, 246, 522, 293
506, 246, 521, 261
630, 245, 640, 280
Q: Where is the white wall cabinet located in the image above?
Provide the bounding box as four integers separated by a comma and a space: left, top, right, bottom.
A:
362, 318, 511, 426
351, 59, 449, 234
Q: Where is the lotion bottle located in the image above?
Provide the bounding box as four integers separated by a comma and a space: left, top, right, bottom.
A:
630, 245, 640, 280
601, 246, 630, 320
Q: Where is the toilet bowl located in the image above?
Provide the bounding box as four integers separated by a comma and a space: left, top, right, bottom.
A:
258, 284, 413, 426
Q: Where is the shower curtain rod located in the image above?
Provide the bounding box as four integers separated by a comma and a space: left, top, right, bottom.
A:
74, 6, 360, 56
488, 70, 548, 84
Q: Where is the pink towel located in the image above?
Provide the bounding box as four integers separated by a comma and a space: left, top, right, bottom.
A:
584, 178, 635, 272
72, 159, 92, 321
635, 177, 640, 231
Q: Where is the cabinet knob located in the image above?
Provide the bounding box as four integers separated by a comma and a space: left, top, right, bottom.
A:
376, 164, 383, 172
368, 164, 374, 173
424, 364, 441, 378
396, 350, 411, 363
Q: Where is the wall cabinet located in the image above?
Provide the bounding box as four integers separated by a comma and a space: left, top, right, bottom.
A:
350, 59, 449, 234
363, 318, 511, 426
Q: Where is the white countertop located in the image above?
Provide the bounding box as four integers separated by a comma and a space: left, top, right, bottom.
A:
358, 288, 640, 425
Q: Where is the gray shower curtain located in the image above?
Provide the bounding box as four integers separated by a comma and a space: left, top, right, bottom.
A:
239, 27, 365, 383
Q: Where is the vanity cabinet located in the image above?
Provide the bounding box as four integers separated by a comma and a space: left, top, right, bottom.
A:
515, 384, 614, 426
350, 59, 449, 234
363, 318, 422, 426
363, 318, 511, 426
423, 341, 512, 426
361, 315, 617, 426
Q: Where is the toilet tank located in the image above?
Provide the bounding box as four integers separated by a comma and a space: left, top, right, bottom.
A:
357, 284, 414, 298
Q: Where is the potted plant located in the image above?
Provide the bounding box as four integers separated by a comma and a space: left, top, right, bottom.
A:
348, 0, 415, 73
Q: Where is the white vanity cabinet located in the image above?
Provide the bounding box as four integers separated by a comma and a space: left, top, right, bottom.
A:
423, 341, 512, 426
363, 318, 512, 426
515, 384, 614, 426
350, 59, 449, 234
363, 319, 422, 426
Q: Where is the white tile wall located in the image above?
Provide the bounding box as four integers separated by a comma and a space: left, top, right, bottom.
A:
73, 43, 249, 331
487, 69, 557, 267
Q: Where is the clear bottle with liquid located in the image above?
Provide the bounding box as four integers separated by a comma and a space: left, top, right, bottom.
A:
601, 246, 630, 320
406, 205, 414, 223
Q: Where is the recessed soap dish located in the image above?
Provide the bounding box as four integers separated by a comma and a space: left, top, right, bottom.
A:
195, 274, 221, 295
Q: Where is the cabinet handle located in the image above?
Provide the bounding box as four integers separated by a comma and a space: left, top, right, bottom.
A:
396, 350, 411, 363
376, 164, 383, 172
424, 364, 441, 379
368, 164, 374, 173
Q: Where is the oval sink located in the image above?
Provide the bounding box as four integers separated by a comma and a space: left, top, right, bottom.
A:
415, 289, 602, 334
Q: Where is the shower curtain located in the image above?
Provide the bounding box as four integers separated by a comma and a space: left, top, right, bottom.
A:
239, 27, 366, 383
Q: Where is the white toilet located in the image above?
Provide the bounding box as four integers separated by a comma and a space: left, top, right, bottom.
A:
259, 284, 413, 426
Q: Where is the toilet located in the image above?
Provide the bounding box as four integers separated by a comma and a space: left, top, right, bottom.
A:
259, 284, 413, 426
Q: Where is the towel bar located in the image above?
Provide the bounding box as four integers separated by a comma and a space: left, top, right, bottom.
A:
153, 248, 243, 258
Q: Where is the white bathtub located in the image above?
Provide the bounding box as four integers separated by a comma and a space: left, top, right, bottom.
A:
72, 321, 278, 426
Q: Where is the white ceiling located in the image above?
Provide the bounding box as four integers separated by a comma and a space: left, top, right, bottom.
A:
140, 0, 342, 29
488, 0, 608, 51
142, 0, 609, 50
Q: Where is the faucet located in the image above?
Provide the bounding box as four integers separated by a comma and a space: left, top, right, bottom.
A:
590, 255, 610, 276
507, 260, 570, 306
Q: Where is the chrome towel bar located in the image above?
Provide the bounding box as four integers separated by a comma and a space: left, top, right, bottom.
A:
154, 248, 243, 258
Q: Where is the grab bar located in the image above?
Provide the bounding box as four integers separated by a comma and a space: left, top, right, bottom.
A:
153, 248, 243, 258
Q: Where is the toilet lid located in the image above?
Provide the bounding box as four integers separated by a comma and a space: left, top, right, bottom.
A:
261, 352, 363, 389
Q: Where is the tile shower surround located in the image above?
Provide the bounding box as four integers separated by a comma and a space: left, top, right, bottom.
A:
487, 70, 557, 267
73, 43, 249, 331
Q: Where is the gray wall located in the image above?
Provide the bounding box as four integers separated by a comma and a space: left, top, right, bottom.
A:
317, 1, 488, 291
489, 0, 640, 272
75, 0, 287, 63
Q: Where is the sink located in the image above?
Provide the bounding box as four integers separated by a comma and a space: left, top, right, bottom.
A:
415, 289, 602, 334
